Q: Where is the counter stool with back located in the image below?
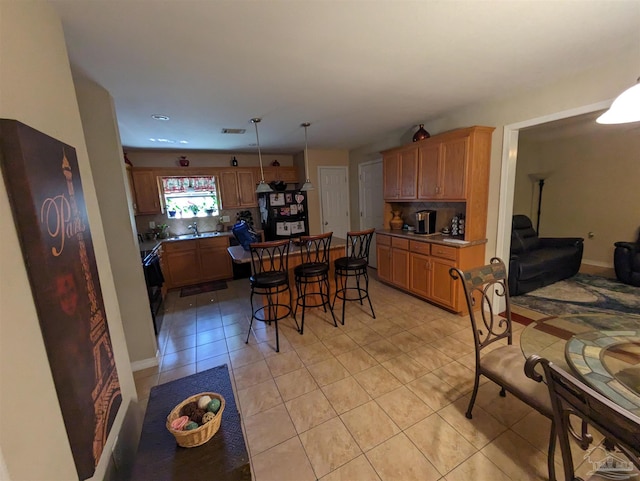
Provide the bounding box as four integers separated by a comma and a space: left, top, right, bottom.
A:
293, 232, 337, 335
246, 239, 291, 353
332, 228, 376, 325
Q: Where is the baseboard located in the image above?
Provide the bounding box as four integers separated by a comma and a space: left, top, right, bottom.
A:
582, 259, 613, 268
131, 351, 160, 372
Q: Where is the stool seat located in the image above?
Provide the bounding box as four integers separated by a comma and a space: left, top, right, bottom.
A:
293, 232, 336, 335
246, 240, 292, 353
294, 262, 329, 277
250, 271, 288, 288
332, 229, 376, 326
334, 257, 367, 270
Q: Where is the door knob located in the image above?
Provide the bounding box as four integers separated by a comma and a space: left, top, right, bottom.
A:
324, 221, 328, 225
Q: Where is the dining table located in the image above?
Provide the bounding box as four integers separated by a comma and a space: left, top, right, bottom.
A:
519, 311, 640, 415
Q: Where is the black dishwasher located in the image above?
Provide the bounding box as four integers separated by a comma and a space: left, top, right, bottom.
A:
142, 249, 164, 334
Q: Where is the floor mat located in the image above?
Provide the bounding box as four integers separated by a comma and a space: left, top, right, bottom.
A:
180, 280, 228, 297
131, 364, 250, 481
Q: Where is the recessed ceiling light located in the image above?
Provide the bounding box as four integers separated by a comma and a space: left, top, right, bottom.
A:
149, 138, 176, 143
179, 140, 189, 144
151, 114, 170, 121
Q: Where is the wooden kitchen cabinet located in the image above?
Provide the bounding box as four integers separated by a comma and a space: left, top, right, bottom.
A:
383, 146, 419, 200
377, 232, 485, 313
131, 169, 162, 214
162, 236, 233, 289
219, 170, 257, 208
163, 239, 200, 288
418, 136, 468, 200
261, 166, 299, 183
199, 236, 233, 281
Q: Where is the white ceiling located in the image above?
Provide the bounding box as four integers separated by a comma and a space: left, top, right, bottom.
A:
49, 0, 640, 154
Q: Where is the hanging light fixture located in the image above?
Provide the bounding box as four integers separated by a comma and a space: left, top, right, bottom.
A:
596, 77, 640, 124
300, 122, 314, 191
251, 118, 272, 193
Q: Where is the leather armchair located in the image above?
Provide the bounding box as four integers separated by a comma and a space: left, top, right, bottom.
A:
509, 215, 584, 296
614, 230, 640, 287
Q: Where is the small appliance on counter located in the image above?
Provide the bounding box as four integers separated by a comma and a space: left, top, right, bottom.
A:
415, 209, 437, 234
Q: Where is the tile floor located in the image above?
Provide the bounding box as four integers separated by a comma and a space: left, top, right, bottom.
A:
134, 273, 602, 481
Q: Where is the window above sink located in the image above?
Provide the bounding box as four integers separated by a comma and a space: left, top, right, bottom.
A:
161, 176, 219, 219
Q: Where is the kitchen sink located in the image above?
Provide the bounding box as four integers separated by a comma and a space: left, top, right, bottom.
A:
169, 232, 223, 241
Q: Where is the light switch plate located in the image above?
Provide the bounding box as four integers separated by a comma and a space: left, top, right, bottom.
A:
149, 221, 156, 229
221, 215, 230, 223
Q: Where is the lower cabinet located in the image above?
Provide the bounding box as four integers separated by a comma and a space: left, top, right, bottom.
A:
163, 236, 233, 289
377, 233, 484, 313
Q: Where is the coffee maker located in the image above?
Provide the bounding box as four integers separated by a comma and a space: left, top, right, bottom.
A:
415, 210, 437, 234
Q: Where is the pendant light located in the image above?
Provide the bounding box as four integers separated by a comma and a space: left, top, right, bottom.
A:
596, 77, 640, 124
300, 122, 314, 191
251, 118, 272, 193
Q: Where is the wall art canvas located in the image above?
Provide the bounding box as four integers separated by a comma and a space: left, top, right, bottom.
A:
0, 120, 121, 480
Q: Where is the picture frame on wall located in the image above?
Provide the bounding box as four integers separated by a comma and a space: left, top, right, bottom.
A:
0, 119, 122, 480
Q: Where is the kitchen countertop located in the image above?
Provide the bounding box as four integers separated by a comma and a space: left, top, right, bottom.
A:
138, 231, 235, 254
376, 229, 487, 247
228, 238, 347, 264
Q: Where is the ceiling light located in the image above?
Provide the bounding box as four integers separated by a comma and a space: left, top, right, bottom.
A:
251, 118, 273, 193
596, 77, 640, 124
151, 114, 170, 121
179, 140, 189, 144
300, 122, 314, 192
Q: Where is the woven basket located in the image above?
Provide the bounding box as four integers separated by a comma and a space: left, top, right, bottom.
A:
166, 392, 225, 448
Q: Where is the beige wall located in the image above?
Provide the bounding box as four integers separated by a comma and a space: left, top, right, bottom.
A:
0, 3, 137, 480
349, 45, 639, 263
514, 129, 640, 267
74, 73, 159, 366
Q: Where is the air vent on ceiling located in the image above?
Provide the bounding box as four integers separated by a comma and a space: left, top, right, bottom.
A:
221, 128, 246, 134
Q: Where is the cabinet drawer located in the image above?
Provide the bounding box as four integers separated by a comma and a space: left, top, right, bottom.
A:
430, 244, 457, 261
409, 241, 430, 255
377, 234, 391, 246
198, 236, 229, 248
162, 239, 197, 253
392, 237, 409, 250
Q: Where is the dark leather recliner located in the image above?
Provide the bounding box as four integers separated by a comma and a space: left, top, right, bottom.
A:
614, 229, 640, 287
509, 215, 584, 296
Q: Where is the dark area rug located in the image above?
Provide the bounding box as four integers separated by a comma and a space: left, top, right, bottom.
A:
130, 364, 250, 481
511, 273, 640, 316
180, 280, 228, 297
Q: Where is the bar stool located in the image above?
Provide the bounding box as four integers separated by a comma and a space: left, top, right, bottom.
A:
293, 232, 336, 335
246, 239, 291, 352
332, 228, 376, 325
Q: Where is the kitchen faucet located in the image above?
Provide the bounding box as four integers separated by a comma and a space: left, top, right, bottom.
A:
187, 222, 199, 236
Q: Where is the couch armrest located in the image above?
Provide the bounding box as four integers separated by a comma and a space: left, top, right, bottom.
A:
539, 237, 583, 248
614, 241, 639, 252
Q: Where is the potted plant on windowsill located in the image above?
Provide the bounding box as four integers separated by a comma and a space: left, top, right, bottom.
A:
166, 199, 178, 218
203, 195, 216, 215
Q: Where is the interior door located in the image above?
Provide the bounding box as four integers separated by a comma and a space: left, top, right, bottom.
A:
319, 166, 349, 239
359, 160, 384, 268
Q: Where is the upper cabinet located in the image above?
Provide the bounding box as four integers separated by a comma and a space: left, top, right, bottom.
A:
383, 126, 493, 203
261, 166, 299, 184
219, 169, 257, 209
131, 168, 162, 214
382, 146, 419, 200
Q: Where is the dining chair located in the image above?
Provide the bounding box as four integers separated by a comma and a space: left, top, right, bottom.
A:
293, 232, 337, 335
525, 355, 640, 481
332, 228, 376, 326
247, 239, 291, 352
450, 257, 557, 481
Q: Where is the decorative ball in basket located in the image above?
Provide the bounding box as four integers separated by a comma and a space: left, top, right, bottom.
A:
166, 392, 225, 448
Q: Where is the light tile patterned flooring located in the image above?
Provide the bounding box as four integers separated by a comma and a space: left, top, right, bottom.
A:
134, 274, 592, 481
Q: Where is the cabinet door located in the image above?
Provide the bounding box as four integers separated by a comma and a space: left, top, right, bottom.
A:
398, 148, 419, 199
391, 248, 409, 289
237, 171, 257, 207
429, 256, 457, 309
165, 244, 200, 288
376, 244, 391, 282
383, 154, 400, 200
199, 237, 232, 281
219, 171, 240, 208
440, 137, 468, 200
417, 143, 440, 199
131, 170, 161, 214
409, 252, 430, 297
